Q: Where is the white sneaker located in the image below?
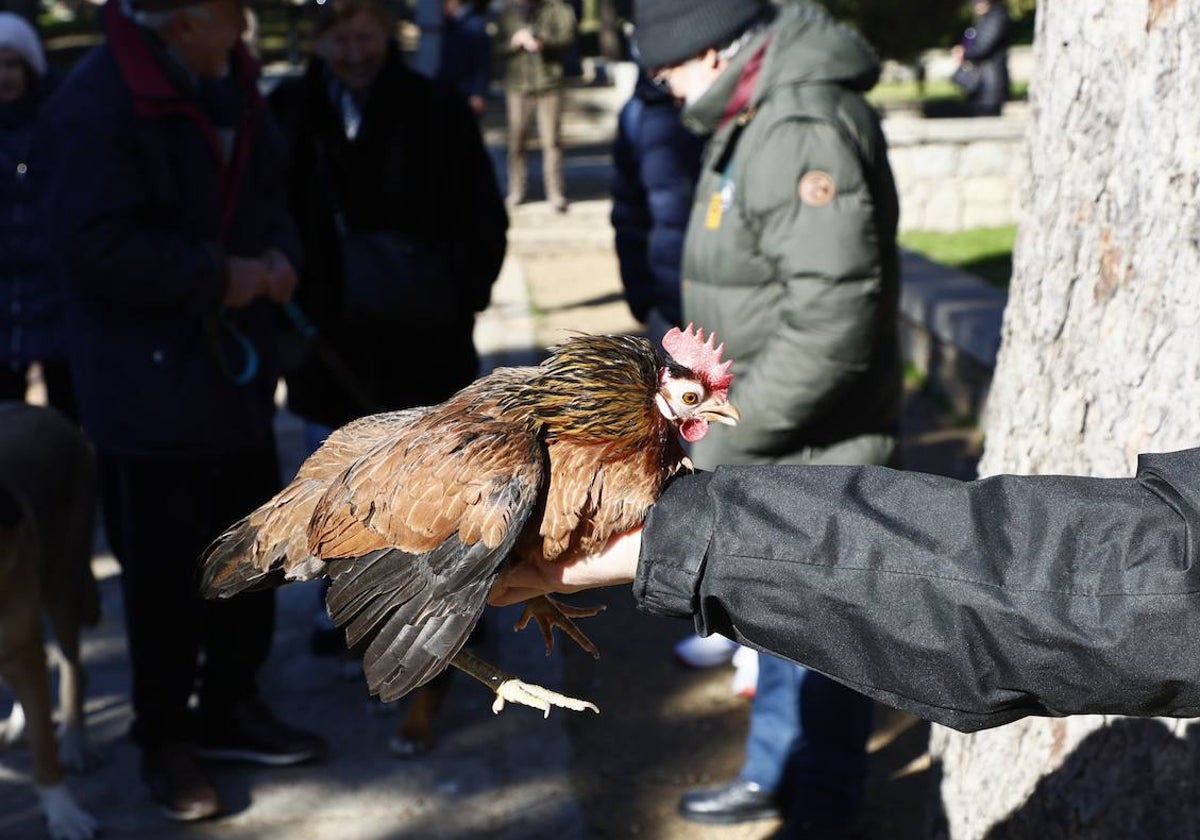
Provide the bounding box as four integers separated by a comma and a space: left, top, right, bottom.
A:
731, 646, 758, 699
673, 633, 739, 668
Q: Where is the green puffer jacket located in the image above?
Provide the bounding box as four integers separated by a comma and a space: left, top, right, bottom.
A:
498, 0, 576, 95
681, 1, 902, 470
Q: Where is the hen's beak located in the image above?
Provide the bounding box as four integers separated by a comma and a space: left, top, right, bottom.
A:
701, 401, 741, 426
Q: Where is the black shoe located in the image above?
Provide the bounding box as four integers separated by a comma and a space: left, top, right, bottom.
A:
195, 699, 327, 766
678, 779, 782, 824
141, 743, 222, 822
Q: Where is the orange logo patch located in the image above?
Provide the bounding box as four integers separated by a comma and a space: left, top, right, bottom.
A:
798, 170, 836, 207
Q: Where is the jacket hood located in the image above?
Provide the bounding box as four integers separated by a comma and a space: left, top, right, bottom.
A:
759, 2, 880, 94
682, 1, 879, 133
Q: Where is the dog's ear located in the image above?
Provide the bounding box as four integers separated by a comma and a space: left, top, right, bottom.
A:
0, 485, 22, 528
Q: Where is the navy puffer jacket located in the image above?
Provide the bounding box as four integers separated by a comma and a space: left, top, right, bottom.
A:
0, 75, 64, 371
610, 75, 706, 328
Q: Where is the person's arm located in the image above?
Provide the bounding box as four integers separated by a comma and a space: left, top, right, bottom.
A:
962, 8, 1010, 63
610, 101, 654, 323
43, 95, 226, 314
443, 93, 507, 313
466, 21, 492, 103
636, 451, 1200, 732
726, 120, 889, 455
256, 107, 303, 302
490, 449, 1200, 731
639, 116, 703, 330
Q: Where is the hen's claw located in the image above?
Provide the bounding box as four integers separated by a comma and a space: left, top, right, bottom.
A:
450, 648, 600, 717
515, 595, 605, 658
491, 679, 600, 718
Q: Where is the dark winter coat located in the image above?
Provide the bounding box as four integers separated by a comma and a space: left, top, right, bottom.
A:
0, 74, 64, 372
498, 0, 576, 94
40, 0, 300, 456
269, 47, 507, 430
678, 1, 902, 470
639, 448, 1200, 733
438, 7, 491, 103
610, 75, 706, 329
962, 3, 1010, 115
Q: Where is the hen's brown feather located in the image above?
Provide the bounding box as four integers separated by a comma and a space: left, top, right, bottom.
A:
308, 417, 545, 558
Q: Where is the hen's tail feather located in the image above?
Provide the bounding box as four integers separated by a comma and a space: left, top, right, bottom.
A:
199, 477, 339, 598
198, 517, 280, 596
199, 411, 425, 599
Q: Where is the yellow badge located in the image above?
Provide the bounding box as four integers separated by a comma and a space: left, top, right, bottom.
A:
705, 191, 723, 229
798, 170, 836, 207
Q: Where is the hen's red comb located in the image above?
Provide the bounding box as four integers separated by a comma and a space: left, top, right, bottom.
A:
662, 323, 734, 397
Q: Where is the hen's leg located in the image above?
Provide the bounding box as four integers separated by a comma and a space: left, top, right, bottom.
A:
514, 595, 604, 658
449, 648, 599, 717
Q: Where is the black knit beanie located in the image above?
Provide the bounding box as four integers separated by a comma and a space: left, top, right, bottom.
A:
634, 0, 769, 70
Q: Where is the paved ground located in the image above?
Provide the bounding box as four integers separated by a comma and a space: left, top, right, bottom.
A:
0, 153, 981, 839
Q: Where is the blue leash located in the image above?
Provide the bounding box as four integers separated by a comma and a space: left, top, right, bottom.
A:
214, 301, 377, 412
216, 308, 260, 385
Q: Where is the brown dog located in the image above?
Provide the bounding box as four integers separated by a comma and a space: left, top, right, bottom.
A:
0, 402, 100, 839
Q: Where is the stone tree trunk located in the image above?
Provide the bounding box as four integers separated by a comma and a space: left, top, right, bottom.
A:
931, 2, 1200, 838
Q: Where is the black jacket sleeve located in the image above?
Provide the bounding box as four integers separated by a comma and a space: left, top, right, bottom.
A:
634, 449, 1200, 732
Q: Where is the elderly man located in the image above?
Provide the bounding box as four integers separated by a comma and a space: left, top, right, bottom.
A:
40, 0, 324, 822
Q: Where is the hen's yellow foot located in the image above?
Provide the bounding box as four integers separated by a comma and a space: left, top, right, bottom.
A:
492, 679, 600, 718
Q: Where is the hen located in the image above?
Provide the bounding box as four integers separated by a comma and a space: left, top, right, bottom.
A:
199, 326, 738, 715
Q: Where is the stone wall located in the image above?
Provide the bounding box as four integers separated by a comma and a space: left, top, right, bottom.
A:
884, 109, 1029, 232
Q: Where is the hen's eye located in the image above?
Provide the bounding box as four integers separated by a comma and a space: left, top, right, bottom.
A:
682, 391, 700, 406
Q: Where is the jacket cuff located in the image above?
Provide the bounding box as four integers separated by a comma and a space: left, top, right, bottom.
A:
634, 470, 716, 619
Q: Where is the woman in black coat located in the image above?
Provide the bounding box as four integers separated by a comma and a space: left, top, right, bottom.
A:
270, 0, 507, 442
952, 0, 1011, 117
0, 13, 74, 416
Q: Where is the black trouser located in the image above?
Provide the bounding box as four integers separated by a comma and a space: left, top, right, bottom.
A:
0, 358, 78, 421
99, 436, 280, 749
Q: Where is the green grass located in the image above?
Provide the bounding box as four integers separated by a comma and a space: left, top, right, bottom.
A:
899, 225, 1016, 290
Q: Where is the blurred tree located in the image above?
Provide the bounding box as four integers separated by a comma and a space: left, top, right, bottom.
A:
935, 2, 1200, 838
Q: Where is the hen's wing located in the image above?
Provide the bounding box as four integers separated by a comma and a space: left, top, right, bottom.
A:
198, 410, 424, 597
308, 415, 546, 701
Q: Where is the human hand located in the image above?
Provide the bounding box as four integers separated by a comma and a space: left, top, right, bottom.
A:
223, 256, 268, 308
510, 27, 534, 50
488, 528, 643, 607
468, 95, 487, 116
951, 45, 965, 62
262, 248, 298, 303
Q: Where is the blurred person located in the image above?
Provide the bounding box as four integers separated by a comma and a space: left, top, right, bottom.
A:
268, 0, 506, 656
40, 0, 325, 822
610, 68, 704, 347
0, 13, 74, 418
437, 0, 491, 118
498, 0, 575, 211
609, 66, 756, 693
634, 0, 902, 835
951, 0, 1011, 117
